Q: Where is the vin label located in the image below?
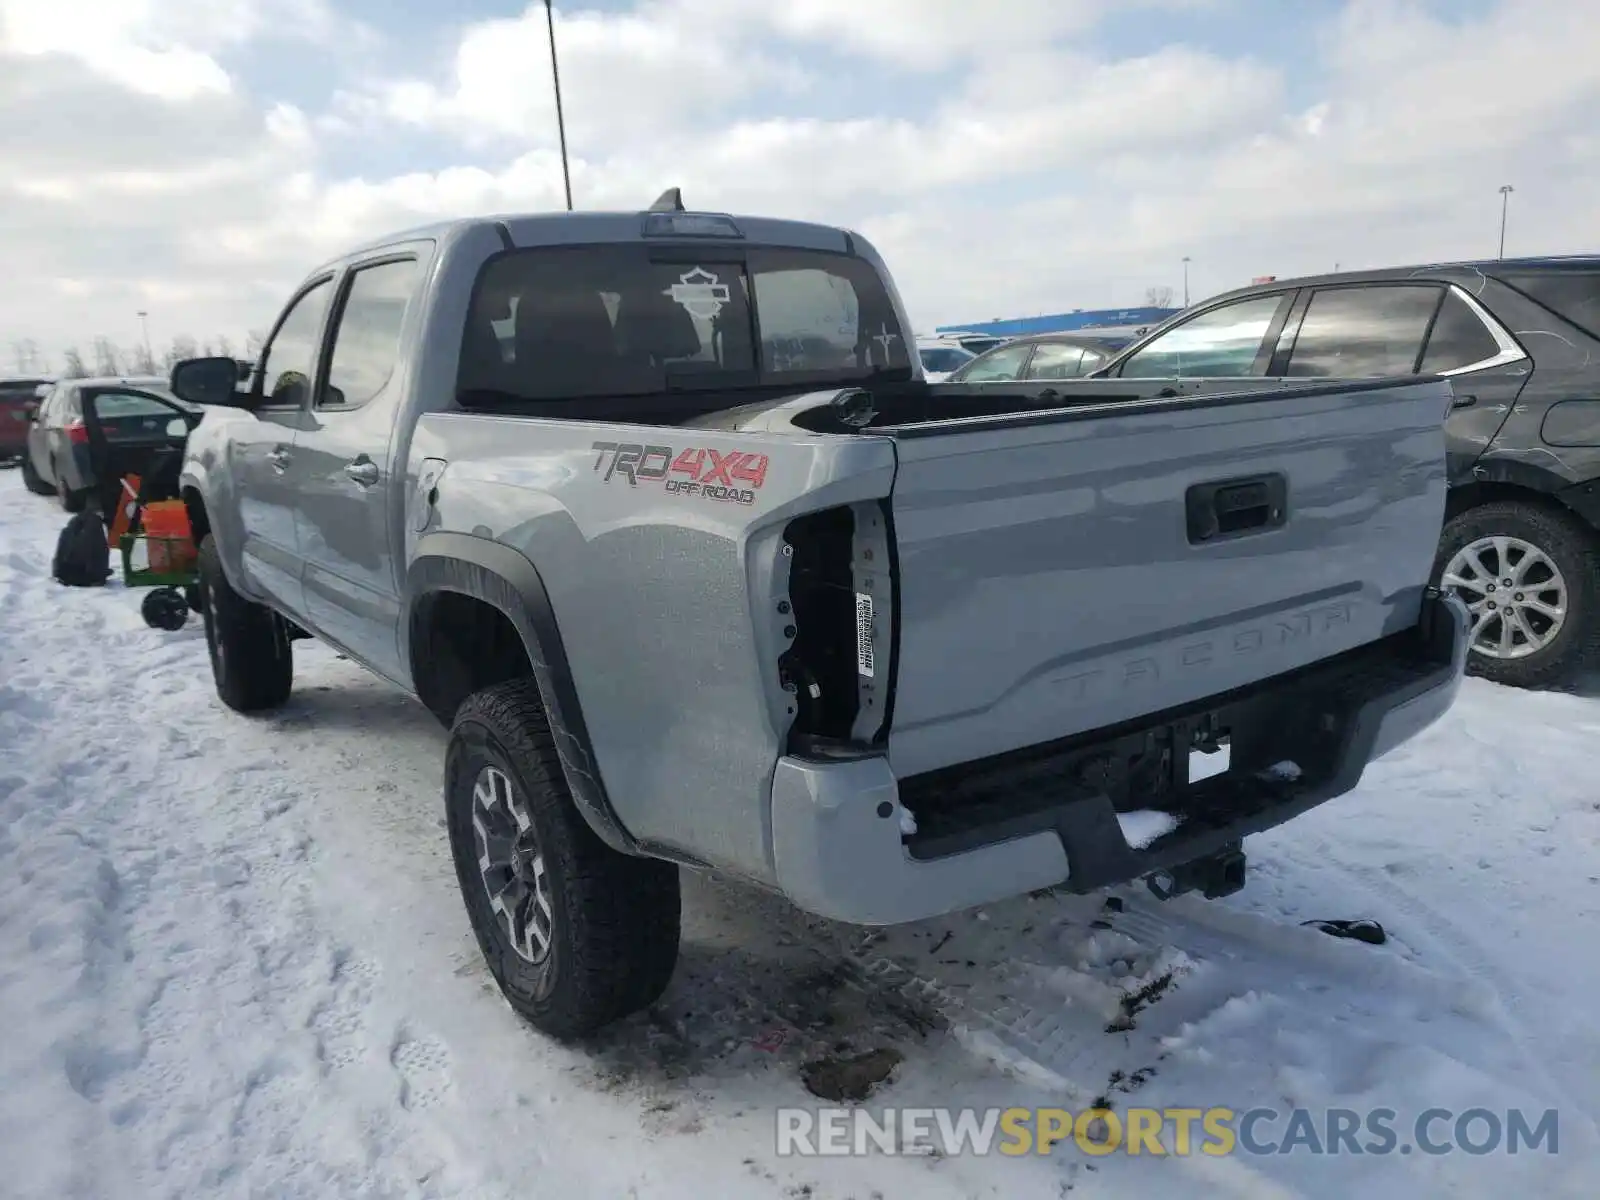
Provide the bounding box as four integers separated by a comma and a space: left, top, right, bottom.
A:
855, 592, 875, 678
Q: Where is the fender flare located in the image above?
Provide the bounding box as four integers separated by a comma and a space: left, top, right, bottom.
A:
405, 532, 638, 855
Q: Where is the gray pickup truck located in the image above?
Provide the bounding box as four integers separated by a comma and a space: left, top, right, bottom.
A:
169, 194, 1469, 1038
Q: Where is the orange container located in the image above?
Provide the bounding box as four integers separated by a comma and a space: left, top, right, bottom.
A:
142, 500, 196, 574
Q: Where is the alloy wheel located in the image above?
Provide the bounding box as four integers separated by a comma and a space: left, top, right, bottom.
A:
471, 765, 554, 964
1441, 534, 1568, 660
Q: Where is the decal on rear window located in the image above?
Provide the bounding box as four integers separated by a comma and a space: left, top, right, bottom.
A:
662, 268, 731, 321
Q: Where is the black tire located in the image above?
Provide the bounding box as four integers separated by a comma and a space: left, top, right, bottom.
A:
55, 461, 85, 513
21, 452, 53, 496
1432, 500, 1600, 689
197, 533, 293, 711
446, 679, 680, 1040
141, 587, 190, 631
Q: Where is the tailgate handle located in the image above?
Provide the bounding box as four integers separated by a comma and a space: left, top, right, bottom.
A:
1187, 474, 1287, 543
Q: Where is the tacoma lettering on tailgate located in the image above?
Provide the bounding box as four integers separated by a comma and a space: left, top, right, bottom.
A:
1050, 600, 1357, 700
590, 441, 769, 506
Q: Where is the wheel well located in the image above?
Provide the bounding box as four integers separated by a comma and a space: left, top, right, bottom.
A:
410, 591, 534, 726
1446, 481, 1583, 525
182, 487, 211, 542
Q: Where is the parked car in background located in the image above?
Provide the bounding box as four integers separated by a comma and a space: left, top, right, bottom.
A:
947, 332, 1131, 383
22, 376, 192, 510
1, 376, 56, 463
915, 337, 977, 381
1096, 256, 1600, 688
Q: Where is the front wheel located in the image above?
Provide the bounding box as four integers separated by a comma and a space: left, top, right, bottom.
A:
21, 452, 52, 496
197, 533, 293, 711
1432, 500, 1600, 689
445, 678, 681, 1040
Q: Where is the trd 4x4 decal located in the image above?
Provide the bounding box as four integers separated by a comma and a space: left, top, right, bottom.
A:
590, 441, 769, 506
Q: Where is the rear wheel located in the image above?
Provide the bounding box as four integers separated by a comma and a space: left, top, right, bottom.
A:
55, 460, 85, 512
1432, 500, 1600, 689
21, 452, 52, 496
445, 678, 680, 1040
197, 533, 293, 711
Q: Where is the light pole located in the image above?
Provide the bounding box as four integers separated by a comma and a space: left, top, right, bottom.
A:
136, 311, 152, 369
1497, 185, 1514, 260
1181, 257, 1191, 307
543, 0, 573, 211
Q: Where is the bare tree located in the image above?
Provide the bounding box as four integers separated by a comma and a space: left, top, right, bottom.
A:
91, 337, 121, 377
243, 330, 265, 360
59, 347, 88, 378
1144, 285, 1176, 308
11, 338, 41, 373
163, 334, 199, 371
214, 334, 234, 360
128, 341, 157, 375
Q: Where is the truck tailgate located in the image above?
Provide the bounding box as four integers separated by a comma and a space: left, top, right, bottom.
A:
884, 378, 1453, 778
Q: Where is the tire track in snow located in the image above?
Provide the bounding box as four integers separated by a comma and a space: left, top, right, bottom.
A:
1297, 834, 1600, 1134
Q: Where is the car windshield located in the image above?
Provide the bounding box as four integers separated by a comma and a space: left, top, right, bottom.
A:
919, 346, 975, 373
458, 243, 912, 404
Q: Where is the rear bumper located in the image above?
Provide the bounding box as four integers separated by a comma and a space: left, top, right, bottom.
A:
769, 590, 1468, 926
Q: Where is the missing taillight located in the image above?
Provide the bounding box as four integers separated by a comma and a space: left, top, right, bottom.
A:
778, 501, 894, 754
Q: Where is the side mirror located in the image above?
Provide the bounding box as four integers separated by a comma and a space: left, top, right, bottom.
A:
171, 356, 249, 409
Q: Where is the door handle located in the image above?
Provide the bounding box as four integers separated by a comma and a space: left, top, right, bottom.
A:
345, 460, 381, 487
1451, 393, 1477, 409
267, 447, 291, 472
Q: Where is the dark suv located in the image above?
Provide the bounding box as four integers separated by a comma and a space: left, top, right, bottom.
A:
1097, 257, 1600, 688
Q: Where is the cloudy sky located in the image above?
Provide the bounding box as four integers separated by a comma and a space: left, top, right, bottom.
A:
1, 0, 1595, 367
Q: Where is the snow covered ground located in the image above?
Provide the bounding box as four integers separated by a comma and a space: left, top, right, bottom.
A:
1, 465, 1597, 1200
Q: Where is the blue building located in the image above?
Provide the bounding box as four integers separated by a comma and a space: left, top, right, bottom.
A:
934, 306, 1181, 339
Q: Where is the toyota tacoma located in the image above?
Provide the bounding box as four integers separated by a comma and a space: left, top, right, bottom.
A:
169, 192, 1469, 1038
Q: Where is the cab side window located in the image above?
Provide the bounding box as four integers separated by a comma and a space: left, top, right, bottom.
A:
321, 260, 421, 410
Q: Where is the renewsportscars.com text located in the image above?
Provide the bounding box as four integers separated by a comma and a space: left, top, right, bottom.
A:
776, 1105, 1561, 1158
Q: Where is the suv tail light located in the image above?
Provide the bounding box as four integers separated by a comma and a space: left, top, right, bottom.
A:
66, 418, 89, 445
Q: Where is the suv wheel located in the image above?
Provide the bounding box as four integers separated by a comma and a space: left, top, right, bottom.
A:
20, 452, 52, 496
1433, 500, 1600, 689
445, 678, 680, 1040
197, 533, 293, 711
55, 461, 85, 512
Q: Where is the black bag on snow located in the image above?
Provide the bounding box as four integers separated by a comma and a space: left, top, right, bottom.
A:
53, 510, 112, 587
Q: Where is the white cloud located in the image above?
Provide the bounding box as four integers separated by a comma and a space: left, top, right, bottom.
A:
1, 0, 1597, 363
341, 2, 813, 149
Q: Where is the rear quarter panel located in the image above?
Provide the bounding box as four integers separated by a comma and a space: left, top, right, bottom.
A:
412, 412, 896, 884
